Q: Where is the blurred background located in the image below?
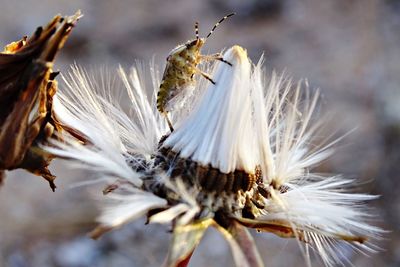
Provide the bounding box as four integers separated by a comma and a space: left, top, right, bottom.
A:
0, 0, 399, 266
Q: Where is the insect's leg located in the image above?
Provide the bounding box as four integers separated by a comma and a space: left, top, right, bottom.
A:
163, 111, 174, 132
200, 53, 232, 66
194, 67, 216, 85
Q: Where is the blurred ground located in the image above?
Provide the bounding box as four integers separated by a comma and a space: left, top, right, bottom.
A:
0, 0, 399, 266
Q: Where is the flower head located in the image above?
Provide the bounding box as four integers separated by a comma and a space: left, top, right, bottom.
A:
45, 45, 381, 266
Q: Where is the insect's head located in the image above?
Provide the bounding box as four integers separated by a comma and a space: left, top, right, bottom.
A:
190, 13, 235, 49
185, 37, 205, 50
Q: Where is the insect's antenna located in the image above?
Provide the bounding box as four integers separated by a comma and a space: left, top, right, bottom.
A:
206, 13, 235, 39
195, 21, 199, 40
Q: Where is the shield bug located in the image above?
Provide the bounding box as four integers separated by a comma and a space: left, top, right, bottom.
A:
157, 13, 235, 131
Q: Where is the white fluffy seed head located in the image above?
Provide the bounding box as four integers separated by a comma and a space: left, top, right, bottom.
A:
161, 45, 382, 265
43, 45, 381, 267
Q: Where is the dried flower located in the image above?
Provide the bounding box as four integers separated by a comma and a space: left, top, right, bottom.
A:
45, 45, 381, 266
0, 11, 81, 190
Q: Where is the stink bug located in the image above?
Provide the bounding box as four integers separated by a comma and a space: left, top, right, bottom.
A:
157, 13, 235, 131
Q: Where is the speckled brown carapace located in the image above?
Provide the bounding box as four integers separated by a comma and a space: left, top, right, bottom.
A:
157, 13, 234, 131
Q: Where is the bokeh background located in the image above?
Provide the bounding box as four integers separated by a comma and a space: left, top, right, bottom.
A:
0, 0, 399, 266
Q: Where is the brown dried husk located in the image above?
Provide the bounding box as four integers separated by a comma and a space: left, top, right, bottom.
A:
0, 11, 81, 191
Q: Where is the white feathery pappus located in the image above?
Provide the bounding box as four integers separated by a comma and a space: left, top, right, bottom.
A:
157, 13, 235, 132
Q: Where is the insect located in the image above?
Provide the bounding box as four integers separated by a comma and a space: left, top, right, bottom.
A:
157, 13, 235, 132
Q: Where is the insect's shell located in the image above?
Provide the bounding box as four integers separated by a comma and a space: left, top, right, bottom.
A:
157, 38, 205, 113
